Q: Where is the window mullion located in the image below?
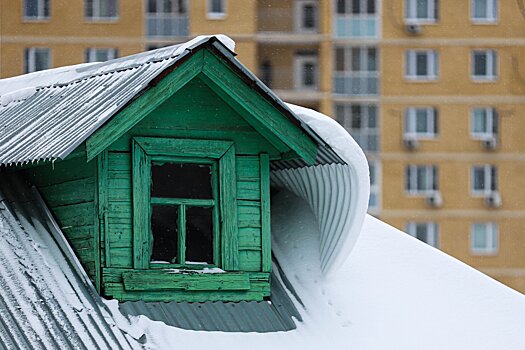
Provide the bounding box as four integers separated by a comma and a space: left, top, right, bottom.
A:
178, 204, 186, 264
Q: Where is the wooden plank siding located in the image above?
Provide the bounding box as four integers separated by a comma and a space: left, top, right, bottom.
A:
21, 152, 100, 287
96, 78, 273, 300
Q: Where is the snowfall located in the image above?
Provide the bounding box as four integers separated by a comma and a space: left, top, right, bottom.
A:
2, 34, 525, 350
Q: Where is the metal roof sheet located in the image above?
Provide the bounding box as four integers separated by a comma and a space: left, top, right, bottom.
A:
0, 174, 137, 350
119, 270, 302, 333
0, 36, 343, 168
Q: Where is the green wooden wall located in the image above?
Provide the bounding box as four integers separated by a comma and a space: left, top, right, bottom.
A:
99, 78, 275, 301
22, 147, 99, 287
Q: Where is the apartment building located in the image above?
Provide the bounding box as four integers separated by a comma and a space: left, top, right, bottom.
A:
1, 0, 525, 293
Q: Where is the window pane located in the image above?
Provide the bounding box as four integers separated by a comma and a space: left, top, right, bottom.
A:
416, 0, 429, 18
151, 163, 213, 199
185, 206, 214, 263
336, 48, 346, 71
351, 48, 361, 71
416, 167, 427, 190
473, 0, 487, 18
337, 0, 346, 14
472, 109, 487, 133
415, 109, 428, 132
352, 0, 360, 13
303, 62, 315, 86
211, 0, 223, 13
148, 0, 156, 13
490, 166, 497, 190
151, 205, 179, 262
85, 0, 94, 17
367, 0, 376, 14
474, 53, 487, 76
472, 224, 487, 249
416, 53, 428, 76
367, 48, 377, 71
303, 5, 316, 29
25, 0, 38, 17
473, 167, 485, 190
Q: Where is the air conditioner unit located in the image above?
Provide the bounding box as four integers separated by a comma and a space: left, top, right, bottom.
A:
403, 136, 419, 150
426, 192, 443, 208
485, 191, 502, 208
481, 137, 498, 150
405, 23, 422, 35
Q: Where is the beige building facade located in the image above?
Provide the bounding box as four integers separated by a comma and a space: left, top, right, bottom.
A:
1, 0, 525, 293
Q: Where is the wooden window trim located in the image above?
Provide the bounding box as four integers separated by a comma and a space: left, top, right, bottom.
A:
132, 137, 238, 270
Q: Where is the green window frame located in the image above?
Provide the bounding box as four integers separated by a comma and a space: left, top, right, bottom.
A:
132, 137, 238, 271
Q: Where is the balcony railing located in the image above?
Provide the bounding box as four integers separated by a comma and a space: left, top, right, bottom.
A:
333, 72, 379, 96
334, 15, 378, 38
146, 14, 188, 38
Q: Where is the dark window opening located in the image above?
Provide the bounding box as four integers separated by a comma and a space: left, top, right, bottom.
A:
185, 207, 214, 263
260, 60, 272, 88
302, 4, 316, 29
151, 163, 212, 199
151, 205, 179, 262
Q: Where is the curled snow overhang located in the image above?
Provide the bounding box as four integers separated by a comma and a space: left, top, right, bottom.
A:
271, 104, 370, 277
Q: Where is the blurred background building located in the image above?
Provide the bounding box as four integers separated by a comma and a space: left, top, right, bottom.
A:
1, 0, 525, 293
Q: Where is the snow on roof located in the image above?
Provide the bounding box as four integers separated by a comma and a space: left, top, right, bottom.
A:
0, 35, 235, 166
0, 174, 136, 349
105, 189, 525, 350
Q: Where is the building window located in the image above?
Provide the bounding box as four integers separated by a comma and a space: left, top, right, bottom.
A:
471, 0, 497, 22
294, 55, 318, 90
405, 107, 438, 138
471, 165, 497, 195
295, 0, 318, 32
335, 0, 378, 38
85, 48, 119, 62
146, 0, 188, 37
132, 138, 237, 269
259, 60, 273, 88
405, 0, 439, 23
207, 0, 226, 19
334, 46, 378, 95
368, 160, 381, 211
24, 0, 50, 19
405, 165, 438, 194
24, 48, 50, 73
472, 50, 497, 81
471, 223, 498, 255
406, 50, 439, 80
471, 107, 498, 139
85, 0, 118, 20
407, 222, 439, 248
335, 103, 379, 152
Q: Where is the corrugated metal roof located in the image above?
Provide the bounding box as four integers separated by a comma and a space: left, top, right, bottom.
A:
119, 270, 302, 333
0, 35, 343, 169
0, 173, 137, 350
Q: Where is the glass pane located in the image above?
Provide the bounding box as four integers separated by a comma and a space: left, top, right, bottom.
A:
148, 0, 157, 13
367, 0, 376, 14
151, 162, 212, 199
303, 5, 315, 29
151, 205, 179, 262
25, 0, 37, 17
474, 0, 487, 18
415, 109, 428, 133
35, 50, 49, 71
473, 225, 487, 249
416, 224, 428, 242
473, 167, 485, 190
185, 206, 214, 263
474, 53, 487, 76
211, 0, 223, 13
336, 48, 346, 71
352, 0, 360, 13
416, 167, 427, 190
85, 0, 93, 17
337, 0, 346, 14
367, 48, 377, 71
416, 53, 428, 76
416, 0, 429, 18
472, 109, 487, 133
351, 48, 361, 71
490, 166, 497, 190
303, 62, 315, 86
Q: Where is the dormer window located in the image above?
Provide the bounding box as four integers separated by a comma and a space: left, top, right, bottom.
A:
150, 162, 218, 265
133, 137, 237, 270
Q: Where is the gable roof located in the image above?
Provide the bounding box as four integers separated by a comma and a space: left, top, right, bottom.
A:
0, 173, 136, 350
0, 35, 340, 168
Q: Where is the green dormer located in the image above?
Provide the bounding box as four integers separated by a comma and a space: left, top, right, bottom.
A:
15, 37, 321, 302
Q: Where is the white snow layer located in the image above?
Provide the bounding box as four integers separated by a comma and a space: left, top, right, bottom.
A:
107, 191, 525, 350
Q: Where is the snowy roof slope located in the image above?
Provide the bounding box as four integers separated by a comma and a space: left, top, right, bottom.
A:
105, 190, 525, 350
0, 174, 137, 350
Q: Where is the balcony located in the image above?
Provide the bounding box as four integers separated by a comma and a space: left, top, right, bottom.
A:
146, 14, 188, 38
334, 15, 378, 38
333, 72, 379, 96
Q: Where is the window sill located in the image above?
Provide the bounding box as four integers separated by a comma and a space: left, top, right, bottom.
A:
84, 17, 120, 23
471, 76, 498, 83
404, 19, 438, 25
405, 76, 439, 82
470, 249, 498, 256
206, 13, 226, 20
471, 19, 498, 25
22, 17, 50, 22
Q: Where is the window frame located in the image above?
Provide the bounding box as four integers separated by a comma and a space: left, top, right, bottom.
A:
293, 54, 319, 90
23, 0, 50, 20
85, 0, 119, 21
24, 47, 51, 73
405, 0, 439, 23
406, 222, 439, 248
132, 137, 238, 270
471, 164, 497, 196
405, 49, 439, 81
471, 0, 498, 23
471, 50, 498, 81
294, 0, 319, 32
85, 48, 119, 62
206, 0, 226, 20
470, 107, 498, 139
471, 222, 498, 255
405, 164, 439, 195
405, 107, 439, 139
